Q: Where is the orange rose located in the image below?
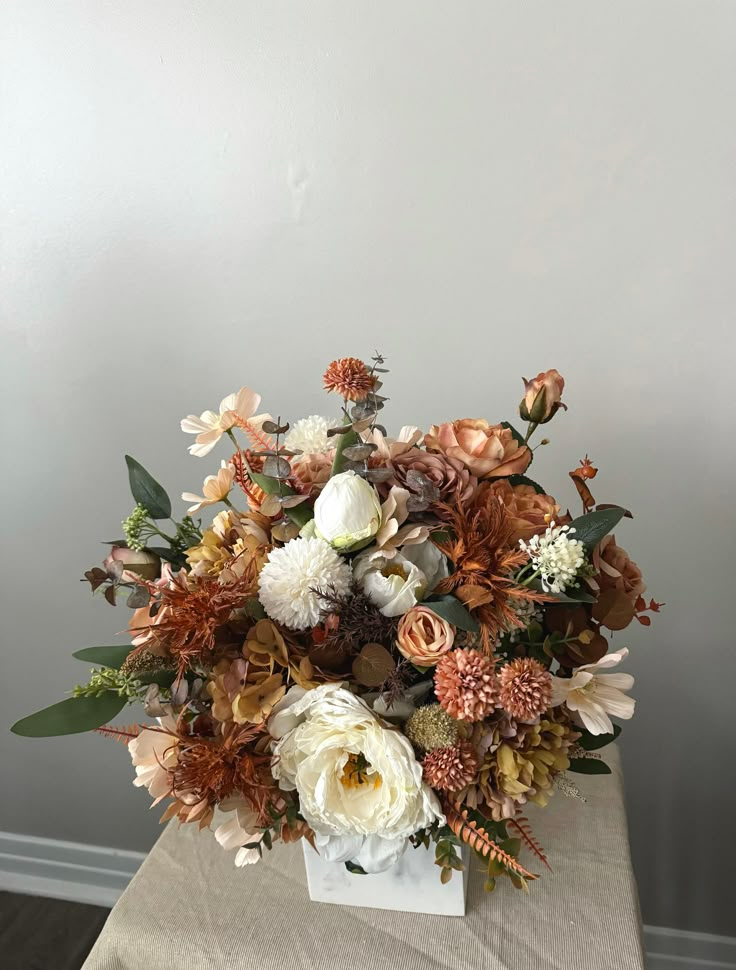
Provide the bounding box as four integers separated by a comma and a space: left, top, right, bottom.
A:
519, 369, 566, 424
486, 480, 562, 541
396, 606, 455, 666
424, 419, 531, 479
592, 535, 645, 604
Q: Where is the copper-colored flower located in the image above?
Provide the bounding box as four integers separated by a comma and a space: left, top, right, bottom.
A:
396, 605, 454, 666
592, 535, 646, 605
422, 741, 480, 793
485, 479, 563, 542
498, 658, 552, 721
519, 369, 566, 424
433, 489, 548, 650
424, 419, 531, 479
388, 450, 477, 505
434, 649, 497, 722
291, 451, 333, 496
323, 357, 376, 401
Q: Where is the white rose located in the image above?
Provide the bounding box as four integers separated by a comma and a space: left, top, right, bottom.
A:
269, 684, 443, 873
313, 471, 382, 552
353, 539, 449, 617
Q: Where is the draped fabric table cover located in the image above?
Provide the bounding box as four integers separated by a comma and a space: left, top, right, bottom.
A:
83, 746, 644, 970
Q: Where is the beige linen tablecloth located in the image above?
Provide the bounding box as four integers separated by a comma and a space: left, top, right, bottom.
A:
83, 746, 643, 970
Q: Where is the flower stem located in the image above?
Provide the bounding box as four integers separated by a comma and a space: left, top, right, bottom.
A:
330, 413, 358, 477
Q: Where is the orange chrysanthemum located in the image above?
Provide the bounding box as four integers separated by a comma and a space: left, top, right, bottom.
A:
434, 649, 497, 722
434, 486, 550, 650
422, 741, 479, 793
323, 357, 376, 401
498, 657, 552, 721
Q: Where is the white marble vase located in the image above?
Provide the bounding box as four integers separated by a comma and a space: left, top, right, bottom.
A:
302, 841, 470, 916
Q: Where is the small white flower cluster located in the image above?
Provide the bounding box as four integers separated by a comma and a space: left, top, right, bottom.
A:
519, 521, 585, 594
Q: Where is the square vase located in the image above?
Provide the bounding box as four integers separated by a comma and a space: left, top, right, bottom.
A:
302, 841, 470, 916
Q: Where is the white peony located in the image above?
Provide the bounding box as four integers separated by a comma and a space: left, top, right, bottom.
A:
257, 537, 352, 631
269, 684, 443, 873
313, 471, 382, 552
353, 539, 449, 617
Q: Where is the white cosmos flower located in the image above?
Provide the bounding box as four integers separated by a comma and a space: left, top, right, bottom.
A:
313, 471, 382, 552
214, 796, 264, 867
180, 387, 271, 458
285, 415, 338, 455
181, 461, 236, 514
257, 537, 352, 630
269, 684, 443, 873
129, 715, 178, 805
549, 647, 635, 735
354, 539, 449, 617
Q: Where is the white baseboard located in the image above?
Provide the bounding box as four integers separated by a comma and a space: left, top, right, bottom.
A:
0, 830, 145, 909
0, 830, 734, 968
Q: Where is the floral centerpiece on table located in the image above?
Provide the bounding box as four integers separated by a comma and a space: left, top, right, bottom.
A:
13, 356, 660, 891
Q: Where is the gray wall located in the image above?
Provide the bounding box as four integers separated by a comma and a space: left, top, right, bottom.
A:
2, 0, 734, 937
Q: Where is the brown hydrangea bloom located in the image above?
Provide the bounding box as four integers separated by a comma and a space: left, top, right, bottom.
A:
434, 649, 497, 722
498, 658, 552, 721
323, 357, 376, 401
422, 741, 480, 793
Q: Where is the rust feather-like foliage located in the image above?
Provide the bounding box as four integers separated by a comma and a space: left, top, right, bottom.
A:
433, 489, 549, 651
132, 569, 258, 678
169, 721, 277, 823
444, 805, 538, 881
509, 815, 552, 872
94, 724, 142, 746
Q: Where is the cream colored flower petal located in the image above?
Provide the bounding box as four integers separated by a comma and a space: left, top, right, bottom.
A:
188, 428, 223, 457
595, 672, 635, 691
180, 412, 218, 434
567, 697, 613, 735
592, 684, 636, 719
581, 646, 629, 673
221, 387, 261, 418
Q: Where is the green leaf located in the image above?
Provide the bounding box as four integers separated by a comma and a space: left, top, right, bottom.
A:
501, 421, 532, 467
423, 595, 480, 633
345, 860, 368, 875
507, 474, 546, 494
11, 693, 127, 737
568, 507, 626, 553
125, 456, 172, 519
247, 471, 313, 529
576, 724, 622, 751
137, 669, 177, 689
568, 757, 612, 775
72, 645, 132, 669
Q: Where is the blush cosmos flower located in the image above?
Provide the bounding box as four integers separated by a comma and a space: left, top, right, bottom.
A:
257, 537, 352, 631
549, 647, 635, 735
180, 387, 270, 457
181, 461, 236, 514
269, 684, 443, 873
129, 716, 178, 804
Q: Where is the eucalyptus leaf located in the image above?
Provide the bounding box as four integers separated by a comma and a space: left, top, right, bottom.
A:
423, 595, 480, 633
247, 470, 313, 528
72, 645, 132, 669
125, 456, 172, 519
568, 507, 626, 553
11, 693, 127, 737
568, 758, 612, 775
576, 724, 622, 751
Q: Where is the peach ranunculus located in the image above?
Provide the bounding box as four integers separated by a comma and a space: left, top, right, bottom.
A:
388, 450, 478, 505
424, 419, 531, 479
487, 480, 563, 542
396, 605, 455, 666
519, 369, 566, 425
591, 535, 646, 605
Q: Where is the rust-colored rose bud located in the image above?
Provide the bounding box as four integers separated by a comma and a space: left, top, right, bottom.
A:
519, 369, 567, 424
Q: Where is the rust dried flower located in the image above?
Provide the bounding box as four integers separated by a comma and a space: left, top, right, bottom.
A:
434, 648, 498, 722
422, 741, 480, 793
323, 357, 376, 401
498, 658, 552, 721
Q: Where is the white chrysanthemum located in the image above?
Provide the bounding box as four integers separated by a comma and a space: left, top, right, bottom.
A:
519, 521, 585, 594
257, 537, 352, 630
285, 415, 338, 455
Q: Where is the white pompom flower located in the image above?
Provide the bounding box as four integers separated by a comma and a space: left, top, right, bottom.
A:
284, 415, 338, 455
519, 521, 585, 594
257, 537, 352, 631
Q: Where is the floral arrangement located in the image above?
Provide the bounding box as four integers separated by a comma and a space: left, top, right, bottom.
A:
13, 356, 660, 891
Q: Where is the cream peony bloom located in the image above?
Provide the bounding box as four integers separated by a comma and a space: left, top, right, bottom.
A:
354, 539, 449, 617
313, 471, 382, 552
269, 684, 443, 873
129, 716, 178, 804
181, 461, 236, 514
550, 647, 635, 735
181, 387, 271, 458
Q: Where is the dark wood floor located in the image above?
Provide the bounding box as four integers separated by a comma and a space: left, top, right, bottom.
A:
0, 892, 109, 970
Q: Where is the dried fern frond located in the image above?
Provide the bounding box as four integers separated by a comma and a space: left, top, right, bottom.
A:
444, 805, 538, 881
509, 815, 552, 872
94, 724, 142, 746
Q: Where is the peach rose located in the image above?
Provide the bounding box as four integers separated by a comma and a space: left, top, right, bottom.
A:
424, 419, 531, 479
396, 606, 455, 666
486, 480, 563, 541
519, 369, 566, 424
592, 535, 645, 604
